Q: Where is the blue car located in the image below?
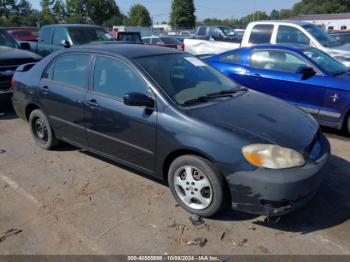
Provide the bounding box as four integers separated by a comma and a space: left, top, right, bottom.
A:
205, 44, 350, 134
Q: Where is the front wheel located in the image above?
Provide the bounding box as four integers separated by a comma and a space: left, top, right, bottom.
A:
29, 109, 59, 150
168, 155, 226, 217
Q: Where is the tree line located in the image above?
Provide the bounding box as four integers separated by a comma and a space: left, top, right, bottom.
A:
1, 0, 350, 28
0, 0, 152, 27
202, 0, 350, 28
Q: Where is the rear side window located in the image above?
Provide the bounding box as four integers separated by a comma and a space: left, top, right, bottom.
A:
93, 56, 148, 99
250, 49, 309, 73
43, 63, 54, 79
219, 51, 242, 63
52, 54, 91, 88
276, 25, 310, 45
197, 27, 207, 36
249, 24, 273, 44
39, 27, 53, 44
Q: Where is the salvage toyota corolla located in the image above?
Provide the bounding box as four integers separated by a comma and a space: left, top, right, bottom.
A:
12, 45, 330, 217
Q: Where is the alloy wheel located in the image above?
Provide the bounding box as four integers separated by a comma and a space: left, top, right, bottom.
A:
173, 165, 213, 210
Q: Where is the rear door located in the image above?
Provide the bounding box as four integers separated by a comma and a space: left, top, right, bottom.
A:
247, 24, 274, 46
85, 55, 157, 173
39, 53, 92, 146
247, 49, 326, 116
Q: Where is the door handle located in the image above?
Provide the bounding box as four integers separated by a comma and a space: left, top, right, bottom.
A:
40, 85, 49, 94
249, 73, 261, 79
87, 99, 98, 107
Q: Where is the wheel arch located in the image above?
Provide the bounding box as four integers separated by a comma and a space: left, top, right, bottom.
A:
162, 149, 214, 182
342, 107, 350, 132
25, 103, 41, 121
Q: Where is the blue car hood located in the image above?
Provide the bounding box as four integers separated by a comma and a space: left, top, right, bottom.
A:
186, 90, 319, 152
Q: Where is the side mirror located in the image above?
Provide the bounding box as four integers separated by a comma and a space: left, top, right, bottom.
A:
124, 92, 155, 108
19, 42, 30, 50
60, 40, 70, 48
296, 66, 316, 78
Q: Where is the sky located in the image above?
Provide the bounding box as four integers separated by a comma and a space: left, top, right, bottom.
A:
29, 0, 300, 23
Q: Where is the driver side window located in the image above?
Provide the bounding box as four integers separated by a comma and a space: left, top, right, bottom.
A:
250, 49, 310, 74
277, 25, 310, 45
52, 27, 69, 46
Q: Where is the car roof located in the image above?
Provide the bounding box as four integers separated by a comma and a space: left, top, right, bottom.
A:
41, 24, 104, 29
250, 20, 311, 26
72, 44, 183, 58
246, 44, 313, 52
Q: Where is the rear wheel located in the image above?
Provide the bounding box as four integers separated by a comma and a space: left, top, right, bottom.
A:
168, 155, 226, 217
29, 109, 59, 150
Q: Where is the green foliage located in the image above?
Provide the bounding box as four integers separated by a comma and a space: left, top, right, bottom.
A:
203, 11, 269, 28
292, 0, 350, 15
88, 0, 122, 25
202, 0, 350, 28
170, 0, 196, 28
128, 4, 152, 26
66, 0, 124, 26
40, 0, 56, 25
52, 0, 66, 23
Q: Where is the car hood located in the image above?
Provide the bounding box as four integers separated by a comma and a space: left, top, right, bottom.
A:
186, 90, 319, 153
0, 46, 41, 66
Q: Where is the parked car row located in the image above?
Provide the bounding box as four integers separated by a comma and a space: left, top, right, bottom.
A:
186, 20, 350, 67
3, 21, 347, 219
0, 28, 41, 99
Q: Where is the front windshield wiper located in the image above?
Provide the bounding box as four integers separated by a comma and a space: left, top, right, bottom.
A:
205, 88, 248, 97
183, 88, 248, 105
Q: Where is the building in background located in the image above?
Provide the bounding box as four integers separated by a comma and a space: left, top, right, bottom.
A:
286, 13, 350, 32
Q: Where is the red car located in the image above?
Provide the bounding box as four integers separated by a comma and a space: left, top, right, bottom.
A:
7, 29, 37, 41
142, 36, 184, 50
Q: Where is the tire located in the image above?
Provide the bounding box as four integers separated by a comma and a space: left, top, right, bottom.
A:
29, 109, 59, 150
168, 155, 226, 217
347, 115, 350, 135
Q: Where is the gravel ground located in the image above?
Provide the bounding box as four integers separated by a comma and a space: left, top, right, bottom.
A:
0, 103, 350, 255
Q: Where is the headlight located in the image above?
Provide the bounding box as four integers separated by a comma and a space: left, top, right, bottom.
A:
242, 144, 305, 169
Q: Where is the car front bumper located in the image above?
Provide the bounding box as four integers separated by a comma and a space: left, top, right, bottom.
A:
227, 132, 330, 216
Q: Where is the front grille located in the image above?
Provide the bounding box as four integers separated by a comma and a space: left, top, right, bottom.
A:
0, 80, 11, 91
0, 65, 18, 71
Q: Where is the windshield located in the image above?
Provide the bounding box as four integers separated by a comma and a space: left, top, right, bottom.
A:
0, 30, 17, 48
160, 37, 181, 45
135, 54, 241, 105
117, 33, 141, 42
303, 48, 348, 76
219, 27, 235, 36
302, 24, 337, 46
68, 27, 114, 45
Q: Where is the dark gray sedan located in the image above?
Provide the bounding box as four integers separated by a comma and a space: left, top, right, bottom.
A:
12, 45, 330, 217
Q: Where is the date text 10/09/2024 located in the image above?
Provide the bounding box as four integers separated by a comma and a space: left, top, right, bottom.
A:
127, 256, 221, 261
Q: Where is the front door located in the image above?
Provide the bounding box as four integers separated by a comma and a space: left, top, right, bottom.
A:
39, 53, 92, 146
85, 56, 157, 173
247, 49, 326, 116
